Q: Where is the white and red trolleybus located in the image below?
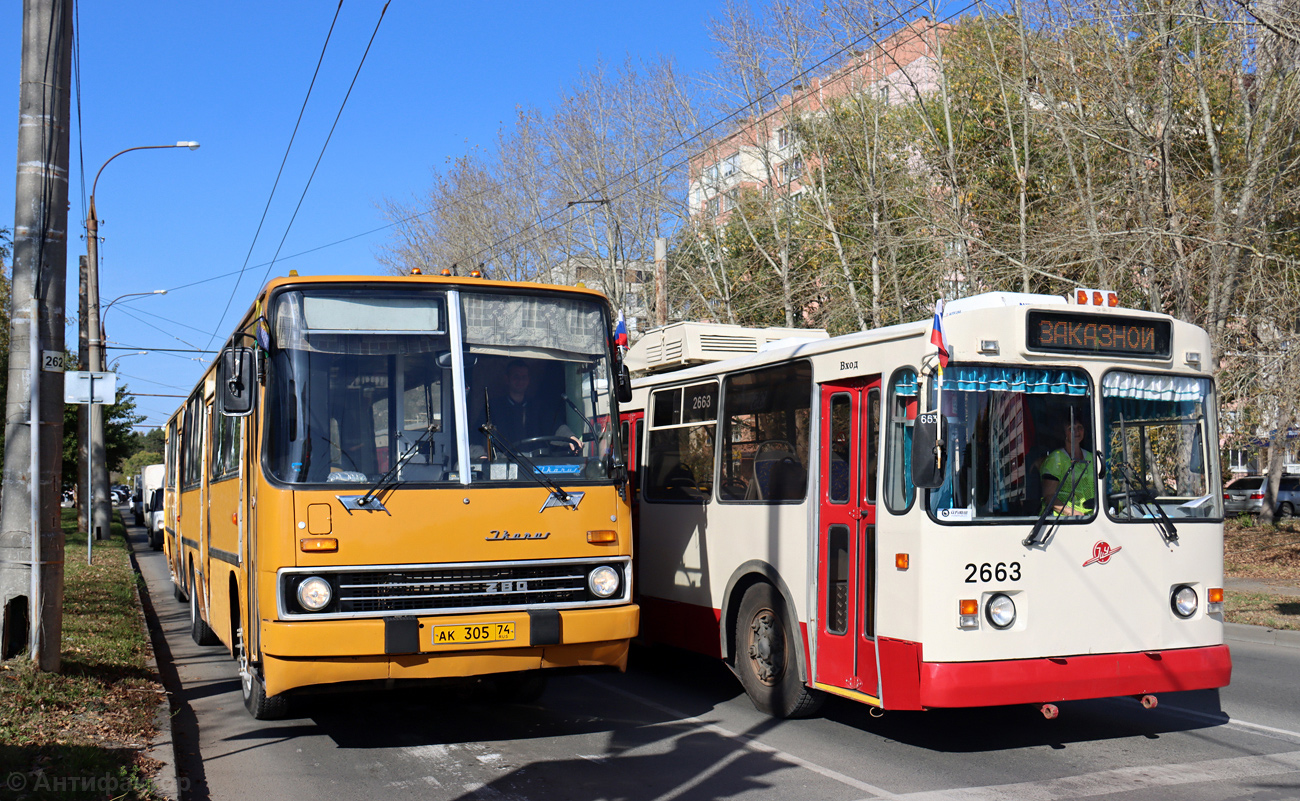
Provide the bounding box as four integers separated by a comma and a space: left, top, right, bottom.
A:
621, 291, 1231, 718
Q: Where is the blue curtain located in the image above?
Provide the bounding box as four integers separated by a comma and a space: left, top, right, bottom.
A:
944, 366, 1088, 395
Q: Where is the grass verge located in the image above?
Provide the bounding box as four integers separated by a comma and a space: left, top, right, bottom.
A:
1224, 518, 1300, 631
0, 510, 165, 800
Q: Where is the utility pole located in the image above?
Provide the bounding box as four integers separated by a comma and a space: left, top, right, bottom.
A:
0, 0, 72, 669
78, 256, 89, 533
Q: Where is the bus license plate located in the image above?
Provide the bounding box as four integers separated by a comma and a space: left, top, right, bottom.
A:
431, 622, 516, 646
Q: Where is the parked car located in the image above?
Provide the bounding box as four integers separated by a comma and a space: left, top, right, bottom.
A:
1222, 475, 1300, 517
1274, 477, 1300, 518
1223, 475, 1266, 515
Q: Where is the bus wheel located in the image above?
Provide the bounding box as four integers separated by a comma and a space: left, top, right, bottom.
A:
237, 618, 287, 720
735, 582, 823, 719
188, 569, 220, 646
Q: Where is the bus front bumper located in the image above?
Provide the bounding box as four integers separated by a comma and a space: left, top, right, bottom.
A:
258, 603, 638, 697
916, 643, 1232, 709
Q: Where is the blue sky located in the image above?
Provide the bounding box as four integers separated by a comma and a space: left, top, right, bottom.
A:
1, 1, 724, 430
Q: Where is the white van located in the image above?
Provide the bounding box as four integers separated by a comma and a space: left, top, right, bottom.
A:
138, 464, 165, 548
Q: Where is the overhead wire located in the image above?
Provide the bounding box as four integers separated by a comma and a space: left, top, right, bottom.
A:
161, 0, 934, 303
465, 0, 966, 269
204, 0, 392, 350
203, 0, 348, 350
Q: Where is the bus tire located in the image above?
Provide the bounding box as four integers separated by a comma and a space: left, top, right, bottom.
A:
734, 582, 823, 719
237, 617, 287, 720
189, 568, 220, 646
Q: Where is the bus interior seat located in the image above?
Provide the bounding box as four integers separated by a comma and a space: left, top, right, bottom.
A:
750, 441, 804, 500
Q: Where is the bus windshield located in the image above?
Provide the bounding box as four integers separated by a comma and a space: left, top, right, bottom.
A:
1101, 372, 1220, 520
926, 366, 1095, 523
265, 287, 616, 486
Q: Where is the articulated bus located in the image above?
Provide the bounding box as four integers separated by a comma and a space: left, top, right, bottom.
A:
164, 272, 638, 719
622, 291, 1231, 718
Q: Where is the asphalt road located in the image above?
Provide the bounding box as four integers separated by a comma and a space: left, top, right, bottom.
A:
127, 526, 1300, 801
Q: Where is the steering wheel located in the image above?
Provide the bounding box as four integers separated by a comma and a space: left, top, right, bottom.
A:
515, 436, 579, 456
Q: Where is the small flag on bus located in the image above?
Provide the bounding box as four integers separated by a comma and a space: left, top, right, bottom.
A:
615, 311, 629, 349
930, 299, 949, 368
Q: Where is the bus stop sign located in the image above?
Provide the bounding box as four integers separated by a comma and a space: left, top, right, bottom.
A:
64, 371, 116, 405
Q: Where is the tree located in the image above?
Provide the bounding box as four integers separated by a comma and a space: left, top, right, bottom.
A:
62, 385, 145, 493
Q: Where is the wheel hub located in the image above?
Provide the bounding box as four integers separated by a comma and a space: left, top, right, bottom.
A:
747, 609, 782, 684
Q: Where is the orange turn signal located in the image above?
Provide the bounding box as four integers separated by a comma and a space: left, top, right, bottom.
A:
300, 537, 338, 553
411, 267, 423, 275
440, 268, 453, 276
1208, 587, 1223, 603
895, 553, 910, 570
960, 599, 979, 616
587, 530, 618, 544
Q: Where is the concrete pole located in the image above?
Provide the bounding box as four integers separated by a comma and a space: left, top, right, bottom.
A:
0, 0, 72, 670
78, 256, 88, 533
85, 200, 110, 541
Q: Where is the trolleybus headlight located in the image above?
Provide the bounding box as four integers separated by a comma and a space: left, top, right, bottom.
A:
1171, 584, 1198, 618
587, 565, 621, 598
297, 576, 333, 612
985, 593, 1016, 630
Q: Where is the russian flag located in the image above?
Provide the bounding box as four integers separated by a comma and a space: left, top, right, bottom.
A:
930, 299, 949, 368
614, 311, 629, 349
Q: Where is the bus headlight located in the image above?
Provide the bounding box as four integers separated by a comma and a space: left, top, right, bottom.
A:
587, 565, 621, 598
1171, 585, 1198, 618
297, 576, 333, 611
985, 593, 1016, 629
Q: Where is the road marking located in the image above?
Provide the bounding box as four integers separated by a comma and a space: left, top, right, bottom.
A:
891, 750, 1300, 800
583, 677, 897, 798
1154, 704, 1300, 744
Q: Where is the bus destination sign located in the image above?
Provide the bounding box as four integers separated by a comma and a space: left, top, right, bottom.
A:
1026, 310, 1171, 358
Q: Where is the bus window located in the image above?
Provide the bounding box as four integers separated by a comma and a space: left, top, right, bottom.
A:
645, 382, 717, 502
719, 362, 812, 502
924, 366, 1092, 522
884, 369, 917, 513
1102, 372, 1220, 520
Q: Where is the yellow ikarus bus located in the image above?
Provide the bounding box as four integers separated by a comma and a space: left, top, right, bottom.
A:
167, 272, 638, 718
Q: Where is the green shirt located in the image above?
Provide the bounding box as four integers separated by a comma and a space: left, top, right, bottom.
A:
1041, 448, 1096, 514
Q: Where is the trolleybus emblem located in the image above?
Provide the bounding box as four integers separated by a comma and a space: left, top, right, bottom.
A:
1082, 540, 1122, 566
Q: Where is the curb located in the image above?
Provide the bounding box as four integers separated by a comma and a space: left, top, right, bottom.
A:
1224, 621, 1300, 650
123, 528, 181, 801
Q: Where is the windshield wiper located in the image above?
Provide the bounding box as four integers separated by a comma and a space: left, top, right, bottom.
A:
561, 392, 597, 441
478, 422, 580, 510
1114, 461, 1178, 543
1024, 458, 1092, 548
339, 428, 433, 514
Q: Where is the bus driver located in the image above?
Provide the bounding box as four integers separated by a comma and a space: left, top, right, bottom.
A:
1041, 418, 1096, 516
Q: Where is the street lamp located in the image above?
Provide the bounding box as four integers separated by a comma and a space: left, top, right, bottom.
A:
101, 290, 167, 345
84, 142, 198, 541
107, 351, 149, 372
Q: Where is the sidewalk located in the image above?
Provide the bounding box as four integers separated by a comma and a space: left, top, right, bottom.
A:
121, 518, 182, 801
1224, 576, 1300, 598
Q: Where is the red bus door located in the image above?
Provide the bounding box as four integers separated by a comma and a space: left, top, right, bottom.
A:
816, 378, 881, 700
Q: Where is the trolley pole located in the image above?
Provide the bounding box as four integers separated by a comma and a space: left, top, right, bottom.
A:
0, 0, 72, 670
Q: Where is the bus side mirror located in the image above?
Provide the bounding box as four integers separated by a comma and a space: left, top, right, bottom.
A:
217, 346, 256, 417
617, 363, 633, 404
911, 411, 945, 489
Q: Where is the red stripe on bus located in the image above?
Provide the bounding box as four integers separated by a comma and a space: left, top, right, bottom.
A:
916, 644, 1232, 708
638, 596, 723, 659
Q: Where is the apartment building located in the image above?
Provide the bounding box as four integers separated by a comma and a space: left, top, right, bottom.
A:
688, 17, 950, 221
